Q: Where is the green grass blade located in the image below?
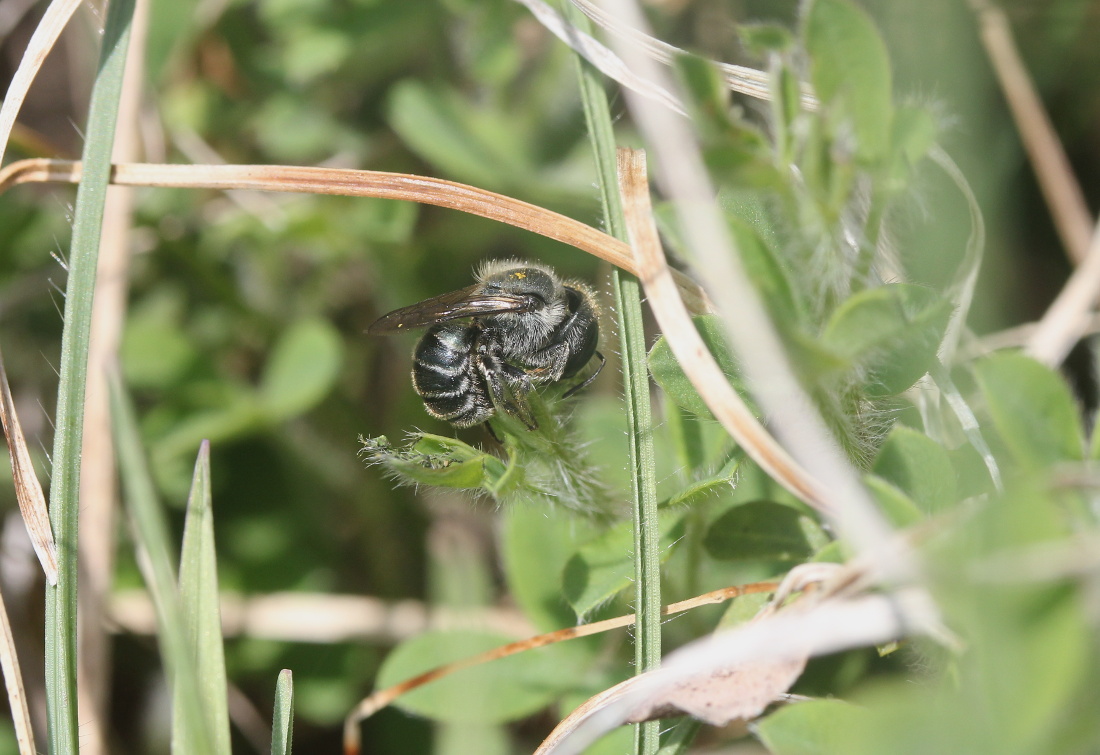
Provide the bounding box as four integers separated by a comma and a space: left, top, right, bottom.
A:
176, 440, 231, 754
108, 374, 214, 755
272, 669, 295, 755
43, 0, 136, 751
562, 4, 662, 752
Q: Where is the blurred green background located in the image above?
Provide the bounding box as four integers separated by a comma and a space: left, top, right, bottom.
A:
1, 0, 1098, 751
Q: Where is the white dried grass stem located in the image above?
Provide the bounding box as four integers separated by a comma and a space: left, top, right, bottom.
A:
569, 0, 818, 108
596, 0, 901, 573
109, 591, 534, 644
539, 588, 937, 755
617, 149, 829, 513
0, 0, 84, 166
0, 585, 36, 755
513, 0, 686, 114
1025, 215, 1100, 366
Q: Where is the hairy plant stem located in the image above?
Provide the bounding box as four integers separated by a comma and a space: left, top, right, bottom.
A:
44, 0, 134, 751
563, 3, 662, 752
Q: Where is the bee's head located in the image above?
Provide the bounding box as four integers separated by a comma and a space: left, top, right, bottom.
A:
477, 259, 567, 338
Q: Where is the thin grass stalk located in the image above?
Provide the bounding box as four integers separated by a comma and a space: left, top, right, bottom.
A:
562, 5, 661, 752
969, 0, 1093, 265
272, 670, 294, 755
108, 374, 213, 754
78, 3, 149, 751
43, 0, 135, 751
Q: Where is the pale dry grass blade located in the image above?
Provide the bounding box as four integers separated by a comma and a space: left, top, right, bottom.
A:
0, 0, 84, 166
1025, 217, 1100, 366
512, 0, 687, 114
970, 0, 1093, 265
616, 148, 830, 513
596, 0, 902, 574
0, 584, 36, 755
0, 348, 58, 584
568, 0, 818, 109
537, 587, 937, 755
0, 158, 713, 313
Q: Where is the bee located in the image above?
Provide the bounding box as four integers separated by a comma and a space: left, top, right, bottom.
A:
368, 259, 604, 430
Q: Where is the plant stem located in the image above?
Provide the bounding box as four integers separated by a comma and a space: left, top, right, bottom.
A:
44, 0, 135, 751
563, 4, 662, 752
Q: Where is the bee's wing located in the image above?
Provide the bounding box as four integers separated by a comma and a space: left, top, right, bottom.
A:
368, 285, 528, 335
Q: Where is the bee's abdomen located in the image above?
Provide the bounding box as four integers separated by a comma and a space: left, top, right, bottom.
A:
412, 324, 492, 428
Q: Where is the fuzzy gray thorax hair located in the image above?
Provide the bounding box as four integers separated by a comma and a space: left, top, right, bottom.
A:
476, 259, 569, 351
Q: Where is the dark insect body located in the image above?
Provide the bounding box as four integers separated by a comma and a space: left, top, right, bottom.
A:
369, 260, 604, 429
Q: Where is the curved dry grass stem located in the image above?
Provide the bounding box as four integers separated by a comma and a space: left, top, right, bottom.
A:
0, 0, 84, 167
616, 148, 830, 513
0, 347, 58, 584
1025, 216, 1100, 366
597, 0, 902, 575
0, 158, 712, 314
0, 585, 35, 755
568, 0, 819, 109
970, 0, 1093, 265
341, 580, 780, 755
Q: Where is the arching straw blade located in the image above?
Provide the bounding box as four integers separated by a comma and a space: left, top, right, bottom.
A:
0, 346, 58, 584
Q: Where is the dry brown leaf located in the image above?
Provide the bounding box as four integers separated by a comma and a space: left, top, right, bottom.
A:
625, 656, 806, 725
0, 347, 58, 584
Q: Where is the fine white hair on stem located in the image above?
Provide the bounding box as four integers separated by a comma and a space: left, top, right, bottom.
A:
595, 0, 905, 577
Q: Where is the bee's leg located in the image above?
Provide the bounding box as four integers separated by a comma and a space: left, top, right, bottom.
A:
479, 359, 539, 431
522, 342, 571, 383
562, 351, 605, 398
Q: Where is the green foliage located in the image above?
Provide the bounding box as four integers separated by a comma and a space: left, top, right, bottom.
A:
8, 0, 1100, 751
375, 629, 581, 724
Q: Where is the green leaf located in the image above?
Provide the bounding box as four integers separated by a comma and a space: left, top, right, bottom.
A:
753, 698, 866, 754
386, 80, 529, 191
110, 377, 213, 755
500, 505, 599, 630
176, 442, 231, 755
871, 425, 956, 511
664, 454, 741, 508
649, 315, 753, 420
972, 352, 1085, 470
271, 670, 294, 755
375, 629, 577, 723
360, 433, 507, 490
886, 104, 937, 190
258, 318, 343, 422
863, 475, 923, 528
716, 590, 771, 629
739, 23, 795, 56
562, 512, 686, 619
822, 283, 952, 395
674, 54, 732, 132
804, 0, 894, 160
703, 501, 816, 562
